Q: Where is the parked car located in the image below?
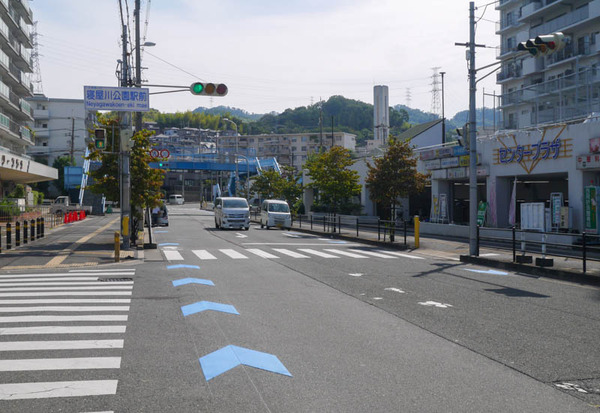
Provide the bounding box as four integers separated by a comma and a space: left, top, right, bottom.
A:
260, 199, 292, 230
214, 197, 250, 230
168, 194, 184, 205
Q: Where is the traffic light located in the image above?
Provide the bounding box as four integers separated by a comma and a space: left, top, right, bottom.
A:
517, 32, 566, 57
190, 82, 228, 97
94, 128, 106, 149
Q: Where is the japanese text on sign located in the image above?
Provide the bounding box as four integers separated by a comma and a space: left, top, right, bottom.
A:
499, 139, 562, 164
84, 86, 150, 112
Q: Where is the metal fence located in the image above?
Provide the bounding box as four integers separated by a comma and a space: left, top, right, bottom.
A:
477, 226, 600, 274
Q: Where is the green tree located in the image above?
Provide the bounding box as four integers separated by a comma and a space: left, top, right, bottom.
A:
52, 156, 75, 196
365, 137, 428, 222
86, 115, 165, 221
304, 146, 361, 214
249, 166, 303, 212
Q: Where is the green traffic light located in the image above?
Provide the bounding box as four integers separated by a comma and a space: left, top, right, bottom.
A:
192, 83, 204, 94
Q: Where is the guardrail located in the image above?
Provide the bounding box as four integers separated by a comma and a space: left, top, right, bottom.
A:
249, 209, 414, 247
477, 226, 600, 274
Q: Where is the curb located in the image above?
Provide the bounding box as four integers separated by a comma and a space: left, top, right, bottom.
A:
459, 255, 600, 286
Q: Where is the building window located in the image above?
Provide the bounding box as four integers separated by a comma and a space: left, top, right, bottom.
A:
292, 138, 297, 142
301, 136, 307, 142
301, 146, 307, 151
249, 138, 254, 143
42, 123, 47, 128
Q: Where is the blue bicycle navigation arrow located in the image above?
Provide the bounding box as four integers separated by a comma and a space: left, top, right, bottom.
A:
199, 345, 292, 381
159, 242, 179, 246
181, 301, 239, 317
172, 278, 215, 287
465, 269, 509, 276
167, 264, 200, 270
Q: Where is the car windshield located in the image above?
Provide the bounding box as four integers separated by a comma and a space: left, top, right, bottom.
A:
269, 203, 289, 212
223, 199, 248, 208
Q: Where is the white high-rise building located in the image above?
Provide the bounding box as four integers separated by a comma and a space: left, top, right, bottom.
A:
0, 1, 56, 196
373, 85, 389, 143
497, 0, 600, 129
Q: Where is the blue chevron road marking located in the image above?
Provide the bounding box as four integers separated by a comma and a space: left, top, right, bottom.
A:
181, 301, 239, 316
172, 278, 215, 287
159, 243, 179, 246
199, 345, 292, 381
465, 269, 509, 276
167, 264, 200, 270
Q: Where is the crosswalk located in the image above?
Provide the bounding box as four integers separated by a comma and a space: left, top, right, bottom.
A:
162, 247, 425, 261
0, 267, 135, 406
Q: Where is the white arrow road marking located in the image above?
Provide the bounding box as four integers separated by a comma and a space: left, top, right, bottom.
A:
384, 287, 405, 293
554, 383, 588, 393
349, 273, 363, 277
235, 233, 247, 238
418, 301, 453, 308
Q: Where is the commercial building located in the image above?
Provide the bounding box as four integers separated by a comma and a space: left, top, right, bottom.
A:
497, 0, 600, 129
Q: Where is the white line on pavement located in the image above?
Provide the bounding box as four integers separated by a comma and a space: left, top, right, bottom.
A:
192, 250, 217, 260
0, 315, 128, 323
220, 249, 248, 259
0, 339, 124, 351
163, 250, 184, 261
0, 291, 132, 297
0, 357, 121, 371
349, 249, 397, 258
0, 306, 130, 313
0, 325, 127, 335
271, 249, 309, 258
0, 299, 131, 304
376, 250, 425, 259
323, 249, 368, 258
245, 249, 279, 259
298, 249, 340, 258
0, 272, 135, 279
0, 380, 118, 400
0, 286, 133, 292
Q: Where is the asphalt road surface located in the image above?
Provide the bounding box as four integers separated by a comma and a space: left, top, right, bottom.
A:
0, 204, 598, 412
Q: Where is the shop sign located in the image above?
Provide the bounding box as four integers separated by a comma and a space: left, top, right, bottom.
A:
550, 192, 563, 226
453, 146, 469, 156
476, 166, 489, 176
590, 137, 600, 153
520, 202, 545, 231
459, 155, 469, 167
420, 150, 436, 160
576, 154, 600, 169
431, 169, 447, 179
424, 159, 441, 170
436, 147, 454, 158
499, 139, 563, 164
560, 207, 569, 229
584, 186, 599, 233
476, 201, 488, 226
447, 167, 467, 179
441, 157, 459, 168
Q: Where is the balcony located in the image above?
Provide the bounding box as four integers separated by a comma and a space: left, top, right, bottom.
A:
12, 0, 33, 25
519, 1, 542, 21
497, 65, 522, 82
33, 128, 48, 138
33, 109, 48, 119
496, 14, 523, 34
496, 0, 519, 10
530, 3, 591, 38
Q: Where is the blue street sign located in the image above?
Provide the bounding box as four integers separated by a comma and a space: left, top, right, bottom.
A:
199, 345, 292, 381
181, 301, 239, 317
84, 86, 150, 112
172, 278, 215, 287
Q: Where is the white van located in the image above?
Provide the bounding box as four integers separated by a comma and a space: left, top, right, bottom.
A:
214, 197, 250, 230
168, 194, 184, 205
260, 200, 292, 230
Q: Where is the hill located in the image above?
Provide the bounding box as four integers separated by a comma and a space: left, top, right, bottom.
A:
193, 106, 263, 121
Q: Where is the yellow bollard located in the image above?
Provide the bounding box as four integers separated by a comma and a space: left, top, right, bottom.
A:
114, 231, 121, 262
413, 216, 420, 249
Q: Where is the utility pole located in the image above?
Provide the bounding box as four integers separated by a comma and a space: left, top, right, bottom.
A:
440, 71, 446, 144
70, 117, 75, 164
134, 0, 142, 134
120, 23, 131, 249
319, 98, 323, 152
467, 1, 477, 256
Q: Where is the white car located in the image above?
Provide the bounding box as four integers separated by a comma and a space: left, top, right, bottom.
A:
168, 194, 184, 205
260, 200, 292, 230
214, 197, 250, 230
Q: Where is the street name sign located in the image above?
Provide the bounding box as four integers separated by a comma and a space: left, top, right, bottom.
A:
84, 86, 150, 112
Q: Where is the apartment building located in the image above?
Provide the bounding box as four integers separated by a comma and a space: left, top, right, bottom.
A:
27, 94, 93, 168
497, 0, 600, 129
0, 0, 56, 195
217, 132, 356, 171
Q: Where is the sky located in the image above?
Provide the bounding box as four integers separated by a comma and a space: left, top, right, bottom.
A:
32, 0, 500, 119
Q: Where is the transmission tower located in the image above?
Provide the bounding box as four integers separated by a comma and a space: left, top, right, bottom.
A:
430, 67, 441, 116
405, 88, 412, 108
31, 21, 43, 94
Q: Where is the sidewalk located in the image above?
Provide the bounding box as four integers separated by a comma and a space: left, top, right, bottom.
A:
0, 213, 139, 271
254, 216, 600, 287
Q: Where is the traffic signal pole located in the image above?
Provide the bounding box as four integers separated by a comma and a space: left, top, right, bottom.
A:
121, 23, 131, 249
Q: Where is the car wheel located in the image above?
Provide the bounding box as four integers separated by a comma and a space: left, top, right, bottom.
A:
244, 226, 249, 231
260, 223, 264, 228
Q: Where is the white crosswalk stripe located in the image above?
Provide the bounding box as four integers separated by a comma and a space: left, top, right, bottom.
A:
220, 249, 249, 259
271, 248, 310, 258
245, 249, 280, 259
323, 249, 369, 258
298, 249, 340, 258
163, 250, 184, 261
192, 250, 217, 260
375, 250, 425, 259
348, 249, 398, 258
0, 269, 135, 405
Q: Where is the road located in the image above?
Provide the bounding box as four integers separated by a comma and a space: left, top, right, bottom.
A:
0, 204, 598, 412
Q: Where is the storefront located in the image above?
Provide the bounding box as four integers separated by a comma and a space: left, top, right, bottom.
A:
422, 121, 600, 233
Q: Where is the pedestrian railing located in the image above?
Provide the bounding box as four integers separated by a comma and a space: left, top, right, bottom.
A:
477, 226, 600, 274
